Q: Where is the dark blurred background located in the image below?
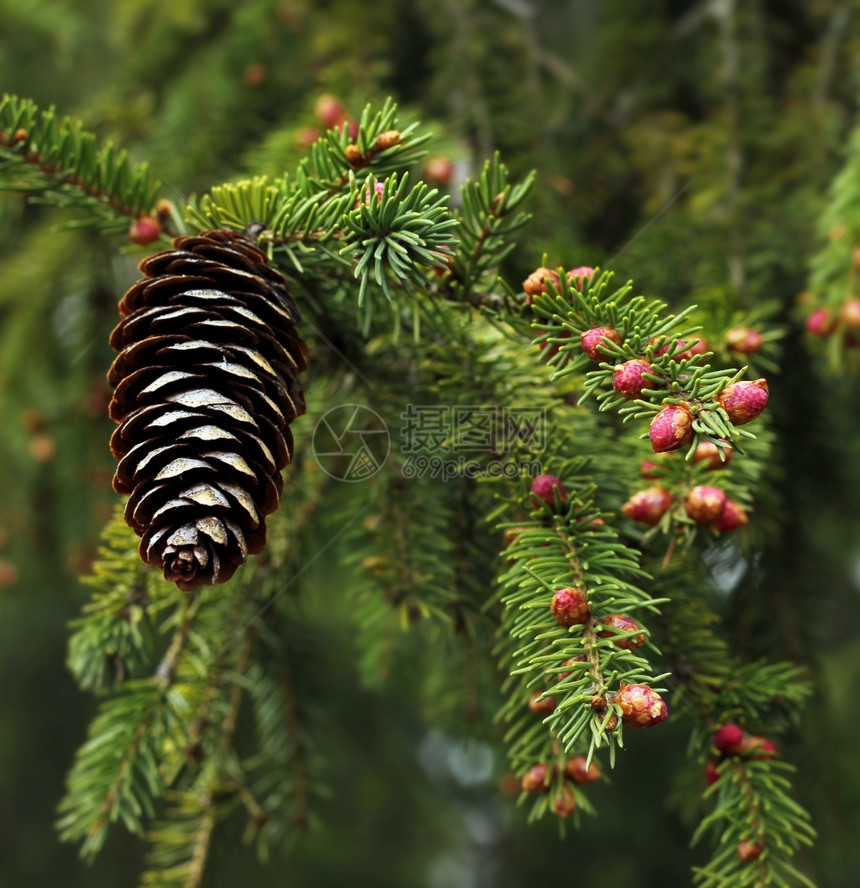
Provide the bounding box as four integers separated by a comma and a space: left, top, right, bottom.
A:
2, 1, 860, 885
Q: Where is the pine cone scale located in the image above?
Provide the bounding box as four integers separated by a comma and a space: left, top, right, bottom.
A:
108, 229, 307, 591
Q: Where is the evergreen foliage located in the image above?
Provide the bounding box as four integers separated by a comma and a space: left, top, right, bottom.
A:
0, 91, 816, 886
3, 4, 860, 887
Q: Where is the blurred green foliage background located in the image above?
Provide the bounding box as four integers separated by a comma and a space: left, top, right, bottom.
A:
2, 0, 860, 885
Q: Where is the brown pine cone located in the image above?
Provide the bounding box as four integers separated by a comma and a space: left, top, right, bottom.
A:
108, 229, 308, 591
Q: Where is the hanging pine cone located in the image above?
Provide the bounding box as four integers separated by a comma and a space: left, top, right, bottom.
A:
107, 229, 308, 591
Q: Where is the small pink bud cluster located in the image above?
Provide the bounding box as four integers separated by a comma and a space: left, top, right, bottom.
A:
840, 299, 860, 328
522, 265, 594, 306
639, 457, 666, 480
685, 486, 748, 532
685, 486, 727, 525
652, 337, 694, 362
706, 723, 780, 787
704, 761, 720, 787
537, 330, 571, 361
316, 93, 347, 129
424, 156, 454, 184
557, 655, 587, 682
651, 335, 710, 359
520, 763, 551, 793
518, 754, 603, 818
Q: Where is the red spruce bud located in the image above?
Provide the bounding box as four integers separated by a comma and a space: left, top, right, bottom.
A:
344, 144, 363, 165
565, 756, 601, 784
538, 329, 570, 361
530, 474, 567, 509
704, 760, 720, 787
615, 684, 668, 728
694, 440, 732, 470
688, 337, 710, 356
742, 735, 779, 759
580, 326, 623, 361
737, 840, 763, 863
375, 129, 401, 150
558, 655, 587, 682
685, 486, 728, 526
551, 786, 578, 818
639, 458, 664, 480
650, 404, 694, 452
354, 180, 385, 206
551, 586, 590, 627
521, 764, 551, 793
622, 487, 673, 526
714, 499, 748, 532
613, 359, 656, 398
599, 614, 645, 649
713, 723, 745, 755
648, 404, 694, 453
718, 379, 769, 426
567, 266, 595, 290
129, 215, 162, 245
425, 156, 454, 184
726, 327, 764, 355
841, 298, 860, 329
315, 93, 346, 129
522, 267, 561, 304
805, 307, 837, 338
528, 692, 557, 716
653, 338, 693, 361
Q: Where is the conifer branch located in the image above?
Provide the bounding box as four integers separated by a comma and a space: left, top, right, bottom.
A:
647, 566, 813, 884
435, 153, 535, 303
57, 679, 184, 859
13, 68, 820, 883
345, 468, 459, 684
528, 269, 769, 454
140, 785, 218, 888
693, 757, 816, 887
493, 460, 669, 823
68, 504, 183, 693
0, 94, 160, 228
